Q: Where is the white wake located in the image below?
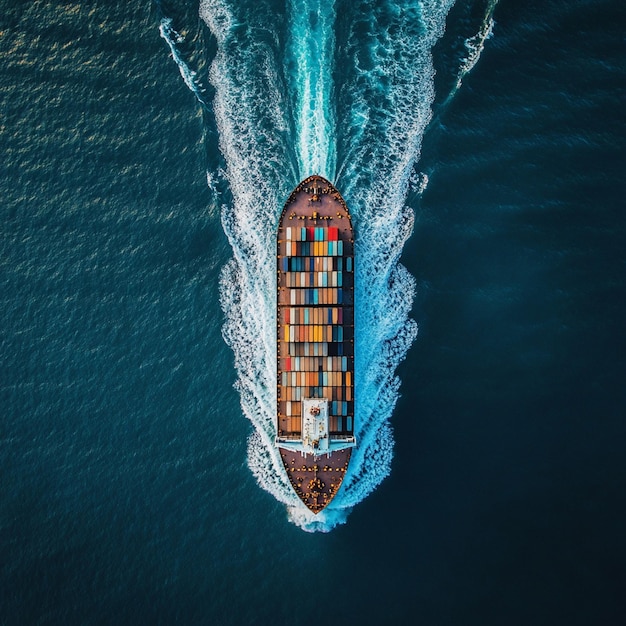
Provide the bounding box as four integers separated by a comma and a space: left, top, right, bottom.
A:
193, 0, 456, 531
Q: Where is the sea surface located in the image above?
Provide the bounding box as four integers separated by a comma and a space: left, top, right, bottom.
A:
1, 0, 625, 624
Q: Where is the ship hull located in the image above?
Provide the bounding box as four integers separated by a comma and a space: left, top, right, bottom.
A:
276, 175, 355, 514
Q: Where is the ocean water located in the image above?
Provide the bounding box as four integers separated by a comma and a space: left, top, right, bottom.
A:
1, 0, 625, 624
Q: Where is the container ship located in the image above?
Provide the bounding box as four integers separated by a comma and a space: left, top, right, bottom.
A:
276, 175, 356, 514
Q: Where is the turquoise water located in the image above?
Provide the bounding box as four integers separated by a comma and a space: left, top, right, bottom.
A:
2, 0, 625, 623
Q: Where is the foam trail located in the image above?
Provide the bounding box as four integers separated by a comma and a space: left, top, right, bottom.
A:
286, 0, 337, 180
444, 0, 499, 106
158, 18, 208, 106
187, 0, 459, 530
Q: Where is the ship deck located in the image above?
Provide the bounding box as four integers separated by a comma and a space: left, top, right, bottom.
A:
276, 175, 355, 513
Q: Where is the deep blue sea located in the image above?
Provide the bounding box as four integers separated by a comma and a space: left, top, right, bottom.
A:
1, 0, 625, 624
